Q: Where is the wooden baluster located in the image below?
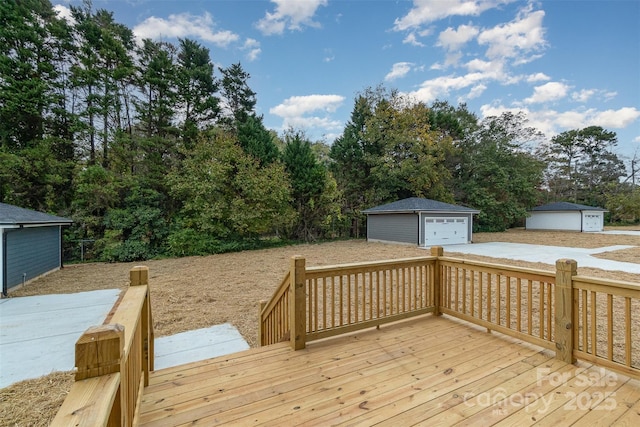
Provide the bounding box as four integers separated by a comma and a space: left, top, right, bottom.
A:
258, 300, 266, 346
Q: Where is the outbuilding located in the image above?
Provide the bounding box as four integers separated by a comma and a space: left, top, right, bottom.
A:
1, 203, 72, 295
525, 202, 607, 232
363, 197, 480, 247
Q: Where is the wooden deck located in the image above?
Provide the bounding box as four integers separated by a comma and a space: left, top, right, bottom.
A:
138, 315, 640, 426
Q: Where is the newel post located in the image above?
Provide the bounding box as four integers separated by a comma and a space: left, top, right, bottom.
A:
130, 265, 153, 382
129, 265, 148, 287
555, 259, 577, 364
430, 246, 444, 316
75, 324, 125, 426
75, 324, 124, 381
290, 256, 306, 350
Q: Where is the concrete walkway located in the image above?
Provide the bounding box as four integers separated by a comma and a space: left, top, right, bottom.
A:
154, 324, 248, 370
0, 290, 248, 388
0, 290, 120, 388
441, 242, 640, 274
599, 230, 640, 236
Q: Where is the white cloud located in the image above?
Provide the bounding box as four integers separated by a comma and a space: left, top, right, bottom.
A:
53, 5, 74, 23
281, 116, 344, 132
572, 89, 596, 103
524, 82, 570, 104
480, 104, 552, 137
594, 107, 640, 128
270, 94, 345, 118
480, 104, 640, 141
437, 24, 479, 51
467, 84, 487, 99
270, 94, 345, 137
404, 73, 487, 103
477, 7, 546, 61
385, 62, 414, 81
572, 89, 618, 103
256, 0, 328, 35
553, 110, 590, 129
133, 12, 239, 47
242, 38, 261, 62
443, 51, 464, 67
323, 48, 335, 62
394, 0, 514, 31
465, 58, 501, 73
526, 72, 550, 83
403, 32, 425, 47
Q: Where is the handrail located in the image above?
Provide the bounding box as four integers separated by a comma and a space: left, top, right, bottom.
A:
305, 256, 435, 276
259, 271, 291, 346
261, 271, 291, 318
51, 266, 153, 427
438, 256, 555, 282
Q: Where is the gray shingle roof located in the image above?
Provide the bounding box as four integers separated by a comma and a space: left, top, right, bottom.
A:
530, 202, 607, 212
0, 203, 73, 225
363, 197, 479, 214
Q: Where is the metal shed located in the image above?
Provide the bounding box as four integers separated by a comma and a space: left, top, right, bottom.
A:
363, 197, 480, 247
0, 203, 72, 295
525, 202, 607, 232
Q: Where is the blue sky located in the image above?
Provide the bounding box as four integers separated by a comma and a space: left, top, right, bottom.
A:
53, 0, 640, 165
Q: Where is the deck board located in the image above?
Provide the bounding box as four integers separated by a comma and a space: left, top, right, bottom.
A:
139, 315, 639, 426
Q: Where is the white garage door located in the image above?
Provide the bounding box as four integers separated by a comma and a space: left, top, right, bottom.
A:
424, 217, 468, 246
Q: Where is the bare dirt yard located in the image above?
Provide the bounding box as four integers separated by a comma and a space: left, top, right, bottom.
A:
2, 227, 639, 426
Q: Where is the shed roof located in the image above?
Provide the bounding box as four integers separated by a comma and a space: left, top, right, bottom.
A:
530, 202, 608, 212
0, 203, 73, 226
363, 197, 480, 214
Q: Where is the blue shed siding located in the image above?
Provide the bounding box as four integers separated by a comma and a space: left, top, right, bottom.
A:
6, 226, 61, 289
367, 214, 418, 245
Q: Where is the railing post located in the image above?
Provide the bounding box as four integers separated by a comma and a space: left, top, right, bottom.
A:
555, 258, 577, 364
129, 265, 148, 286
258, 300, 267, 347
430, 246, 444, 316
290, 256, 306, 350
76, 324, 126, 426
130, 266, 153, 383
75, 324, 124, 381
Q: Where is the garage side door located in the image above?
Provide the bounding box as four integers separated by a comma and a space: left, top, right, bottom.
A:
424, 217, 468, 246
582, 213, 602, 232
6, 227, 60, 289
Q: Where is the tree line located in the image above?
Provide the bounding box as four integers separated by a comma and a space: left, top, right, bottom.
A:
1, 1, 638, 262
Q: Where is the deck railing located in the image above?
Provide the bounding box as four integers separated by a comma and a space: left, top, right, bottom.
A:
572, 275, 640, 377
437, 255, 557, 351
260, 248, 639, 379
305, 256, 437, 342
258, 271, 290, 346
51, 266, 154, 427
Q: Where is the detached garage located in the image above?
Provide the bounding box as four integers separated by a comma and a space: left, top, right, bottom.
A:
363, 197, 480, 247
1, 203, 72, 295
525, 202, 607, 232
